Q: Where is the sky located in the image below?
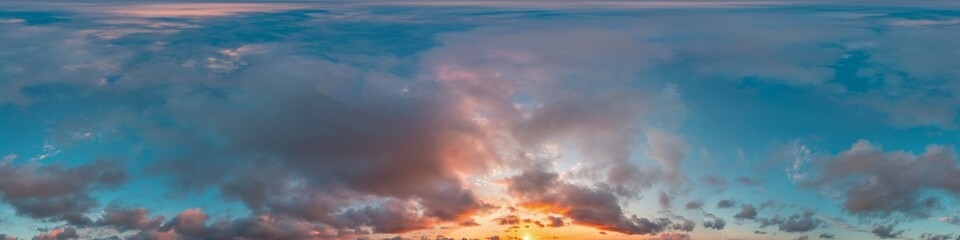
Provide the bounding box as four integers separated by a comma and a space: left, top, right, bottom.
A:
0, 1, 959, 240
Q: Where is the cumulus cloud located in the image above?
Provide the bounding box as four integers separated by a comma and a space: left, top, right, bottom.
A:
648, 232, 691, 240
493, 215, 521, 226
31, 227, 77, 240
702, 176, 727, 192
757, 210, 823, 233
95, 206, 165, 232
88, 208, 337, 239
716, 199, 736, 209
546, 216, 565, 227
0, 160, 127, 225
702, 214, 726, 230
871, 224, 905, 239
506, 169, 690, 235
733, 205, 757, 220
803, 140, 960, 218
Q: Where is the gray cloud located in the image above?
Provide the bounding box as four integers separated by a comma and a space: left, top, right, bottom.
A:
0, 160, 126, 225
757, 210, 823, 233
506, 169, 691, 235
938, 215, 960, 225
735, 176, 763, 186
88, 208, 338, 240
871, 224, 905, 239
716, 199, 736, 209
648, 232, 691, 240
31, 228, 77, 240
546, 216, 564, 227
702, 176, 727, 192
733, 205, 757, 220
702, 214, 725, 230
803, 140, 960, 218
94, 206, 164, 232
493, 215, 521, 226
658, 191, 672, 209
920, 233, 960, 240
645, 130, 689, 187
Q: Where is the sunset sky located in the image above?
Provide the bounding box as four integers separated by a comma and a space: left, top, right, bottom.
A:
1, 1, 959, 240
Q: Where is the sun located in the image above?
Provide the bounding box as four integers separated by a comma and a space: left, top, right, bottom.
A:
523, 235, 531, 240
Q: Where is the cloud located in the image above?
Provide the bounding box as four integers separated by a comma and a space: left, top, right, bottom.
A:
733, 205, 757, 220
757, 210, 823, 233
76, 3, 306, 18
658, 191, 673, 209
702, 176, 728, 191
493, 215, 521, 225
31, 227, 77, 240
702, 214, 726, 230
506, 169, 690, 235
684, 201, 703, 210
646, 129, 689, 186
803, 140, 960, 218
937, 215, 960, 225
158, 208, 209, 237
0, 18, 25, 24
94, 206, 165, 232
819, 233, 834, 239
87, 208, 337, 239
648, 232, 691, 240
228, 214, 336, 239
8, 2, 960, 239
0, 160, 127, 225
920, 233, 960, 240
667, 215, 695, 232
871, 224, 905, 239
333, 199, 434, 234
458, 219, 480, 227
891, 19, 960, 27
546, 216, 564, 227
716, 199, 736, 209
735, 176, 763, 186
